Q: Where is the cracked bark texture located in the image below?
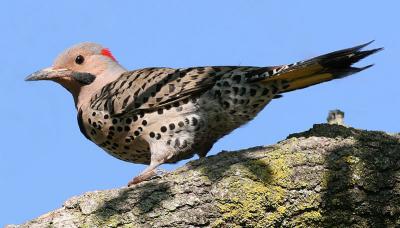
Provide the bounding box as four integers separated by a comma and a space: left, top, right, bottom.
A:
6, 124, 400, 228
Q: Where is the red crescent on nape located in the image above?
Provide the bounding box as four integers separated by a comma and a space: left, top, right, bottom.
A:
101, 48, 117, 61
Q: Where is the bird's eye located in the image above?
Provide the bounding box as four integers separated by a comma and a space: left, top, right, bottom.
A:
75, 55, 85, 64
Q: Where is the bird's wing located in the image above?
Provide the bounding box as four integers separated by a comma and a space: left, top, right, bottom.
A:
89, 66, 267, 116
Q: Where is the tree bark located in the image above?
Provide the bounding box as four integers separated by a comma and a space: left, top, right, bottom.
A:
7, 124, 400, 228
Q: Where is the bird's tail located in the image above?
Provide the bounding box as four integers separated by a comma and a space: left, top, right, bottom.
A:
259, 41, 382, 93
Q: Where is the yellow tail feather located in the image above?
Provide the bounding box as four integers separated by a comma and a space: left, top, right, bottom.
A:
258, 41, 382, 94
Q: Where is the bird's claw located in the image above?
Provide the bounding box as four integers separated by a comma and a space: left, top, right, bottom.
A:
127, 168, 168, 187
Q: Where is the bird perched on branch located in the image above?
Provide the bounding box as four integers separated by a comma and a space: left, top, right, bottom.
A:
26, 41, 381, 186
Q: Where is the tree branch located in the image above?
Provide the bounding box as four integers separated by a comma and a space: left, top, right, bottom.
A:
7, 124, 400, 227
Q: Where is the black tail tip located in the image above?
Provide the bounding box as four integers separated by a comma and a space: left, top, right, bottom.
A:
358, 40, 384, 52
359, 40, 375, 49
359, 64, 374, 71
352, 40, 383, 54
320, 41, 382, 77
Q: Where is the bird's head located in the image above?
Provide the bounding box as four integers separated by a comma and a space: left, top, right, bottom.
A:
26, 42, 126, 107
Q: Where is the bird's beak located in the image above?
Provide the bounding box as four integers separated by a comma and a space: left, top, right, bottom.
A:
25, 67, 73, 81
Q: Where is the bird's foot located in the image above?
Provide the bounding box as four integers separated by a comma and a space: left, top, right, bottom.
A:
127, 168, 168, 187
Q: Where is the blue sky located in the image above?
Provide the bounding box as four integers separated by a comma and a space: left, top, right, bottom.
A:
1, 0, 398, 225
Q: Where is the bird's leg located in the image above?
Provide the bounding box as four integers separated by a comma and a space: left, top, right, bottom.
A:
127, 161, 162, 186
128, 145, 175, 186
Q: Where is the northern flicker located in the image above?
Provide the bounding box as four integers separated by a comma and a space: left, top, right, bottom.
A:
26, 41, 381, 186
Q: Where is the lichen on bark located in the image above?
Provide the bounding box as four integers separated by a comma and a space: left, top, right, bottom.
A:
6, 124, 400, 228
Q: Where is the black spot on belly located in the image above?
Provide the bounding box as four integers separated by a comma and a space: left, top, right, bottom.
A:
161, 126, 167, 132
184, 118, 190, 124
178, 121, 184, 127
175, 139, 180, 147
181, 140, 188, 148
169, 123, 175, 130
150, 132, 155, 138
192, 117, 198, 126
126, 118, 132, 124
139, 111, 145, 118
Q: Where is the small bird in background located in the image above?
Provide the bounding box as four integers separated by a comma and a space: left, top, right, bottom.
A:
26, 41, 381, 186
